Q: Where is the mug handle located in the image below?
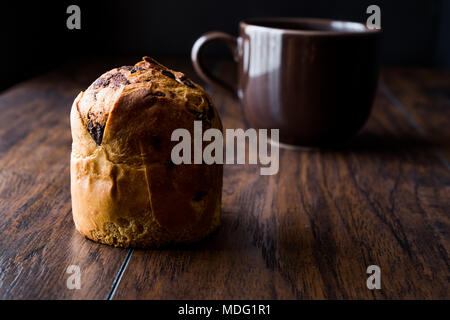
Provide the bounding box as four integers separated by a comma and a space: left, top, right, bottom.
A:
191, 31, 239, 97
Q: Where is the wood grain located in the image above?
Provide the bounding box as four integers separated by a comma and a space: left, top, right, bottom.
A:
382, 68, 450, 163
112, 64, 450, 299
0, 60, 448, 299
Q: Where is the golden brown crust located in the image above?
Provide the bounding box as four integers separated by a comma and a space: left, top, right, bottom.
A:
70, 57, 222, 248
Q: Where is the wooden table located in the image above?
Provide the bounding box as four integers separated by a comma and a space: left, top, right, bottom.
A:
0, 58, 448, 300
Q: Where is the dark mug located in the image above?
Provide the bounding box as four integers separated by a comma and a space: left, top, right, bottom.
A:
191, 17, 381, 147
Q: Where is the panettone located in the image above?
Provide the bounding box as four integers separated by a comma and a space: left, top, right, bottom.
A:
70, 56, 223, 248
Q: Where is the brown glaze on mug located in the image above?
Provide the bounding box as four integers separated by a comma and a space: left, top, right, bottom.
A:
192, 17, 382, 146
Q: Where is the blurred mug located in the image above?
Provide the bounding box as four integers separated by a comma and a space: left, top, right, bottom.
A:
192, 17, 381, 147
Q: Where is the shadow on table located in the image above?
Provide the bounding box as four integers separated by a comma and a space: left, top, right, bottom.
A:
287, 130, 449, 164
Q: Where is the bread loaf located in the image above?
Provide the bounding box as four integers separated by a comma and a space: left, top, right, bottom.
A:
70, 57, 222, 248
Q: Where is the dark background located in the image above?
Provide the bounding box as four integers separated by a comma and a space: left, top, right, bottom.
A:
1, 0, 449, 91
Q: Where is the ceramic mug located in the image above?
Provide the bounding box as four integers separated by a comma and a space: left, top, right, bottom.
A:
192, 17, 381, 147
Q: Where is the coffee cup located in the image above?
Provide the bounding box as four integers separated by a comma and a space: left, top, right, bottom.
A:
192, 17, 381, 147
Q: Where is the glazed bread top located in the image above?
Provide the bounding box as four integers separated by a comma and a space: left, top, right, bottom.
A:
72, 56, 220, 166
